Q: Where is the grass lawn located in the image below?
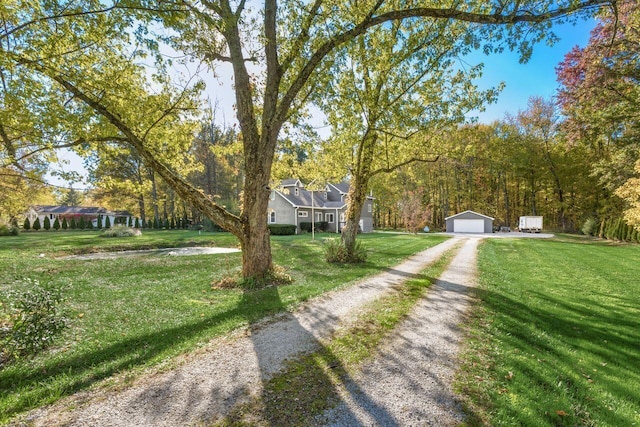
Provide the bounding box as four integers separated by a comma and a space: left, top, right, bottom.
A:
456, 236, 640, 426
0, 230, 447, 423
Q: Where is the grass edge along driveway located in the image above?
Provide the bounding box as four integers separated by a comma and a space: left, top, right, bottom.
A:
455, 236, 640, 427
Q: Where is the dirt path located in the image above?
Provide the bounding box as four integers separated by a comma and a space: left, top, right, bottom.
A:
318, 237, 480, 426
18, 237, 464, 427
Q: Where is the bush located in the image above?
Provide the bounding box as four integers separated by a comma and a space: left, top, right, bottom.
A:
299, 221, 329, 232
53, 218, 60, 230
23, 218, 31, 231
32, 218, 41, 231
135, 218, 140, 228
62, 217, 68, 230
581, 218, 598, 236
43, 217, 51, 230
1, 279, 68, 365
0, 223, 19, 236
78, 216, 86, 229
324, 238, 367, 263
268, 224, 297, 235
104, 216, 111, 228
70, 217, 77, 229
100, 225, 142, 237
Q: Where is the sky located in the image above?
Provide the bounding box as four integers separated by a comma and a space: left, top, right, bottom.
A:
48, 17, 596, 189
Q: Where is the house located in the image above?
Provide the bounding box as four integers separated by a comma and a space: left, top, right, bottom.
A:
267, 179, 374, 233
25, 205, 134, 228
445, 210, 494, 233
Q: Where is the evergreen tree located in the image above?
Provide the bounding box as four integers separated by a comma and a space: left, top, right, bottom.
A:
62, 218, 68, 230
171, 217, 176, 229
78, 216, 86, 229
97, 215, 103, 229
164, 218, 170, 229
23, 218, 31, 231
70, 218, 77, 229
33, 218, 41, 231
135, 218, 140, 228
128, 217, 133, 227
153, 217, 159, 229
87, 220, 94, 230
53, 218, 60, 230
105, 216, 111, 228
44, 216, 51, 230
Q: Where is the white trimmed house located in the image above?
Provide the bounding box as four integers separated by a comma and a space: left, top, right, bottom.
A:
267, 179, 374, 234
25, 206, 134, 228
445, 210, 494, 233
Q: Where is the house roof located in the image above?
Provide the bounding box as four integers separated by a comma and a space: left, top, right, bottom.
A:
444, 210, 495, 221
276, 189, 343, 209
32, 205, 133, 216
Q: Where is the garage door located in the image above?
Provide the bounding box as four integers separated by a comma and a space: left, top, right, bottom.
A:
453, 219, 484, 233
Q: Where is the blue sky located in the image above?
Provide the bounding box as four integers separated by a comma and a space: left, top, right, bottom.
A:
469, 18, 595, 123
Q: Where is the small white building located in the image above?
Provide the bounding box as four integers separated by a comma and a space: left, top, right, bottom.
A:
445, 210, 494, 233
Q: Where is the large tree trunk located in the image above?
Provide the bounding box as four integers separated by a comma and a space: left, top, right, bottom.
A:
341, 175, 368, 258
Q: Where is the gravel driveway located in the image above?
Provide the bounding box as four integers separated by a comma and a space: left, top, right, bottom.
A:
17, 236, 479, 426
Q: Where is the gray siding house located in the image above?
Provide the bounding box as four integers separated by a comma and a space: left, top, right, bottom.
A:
445, 210, 494, 233
268, 179, 374, 233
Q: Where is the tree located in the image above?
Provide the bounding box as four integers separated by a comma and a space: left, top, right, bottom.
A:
104, 216, 111, 228
23, 218, 30, 231
62, 217, 68, 230
312, 17, 498, 257
399, 189, 431, 234
33, 218, 41, 231
556, 1, 640, 221
2, 0, 613, 281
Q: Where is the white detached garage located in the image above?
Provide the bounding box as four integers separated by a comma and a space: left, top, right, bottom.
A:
445, 210, 494, 233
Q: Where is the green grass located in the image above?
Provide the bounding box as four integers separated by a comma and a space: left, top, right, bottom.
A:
0, 230, 447, 423
456, 237, 640, 426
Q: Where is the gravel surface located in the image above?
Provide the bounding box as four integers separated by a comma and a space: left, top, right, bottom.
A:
319, 237, 480, 426
18, 237, 462, 427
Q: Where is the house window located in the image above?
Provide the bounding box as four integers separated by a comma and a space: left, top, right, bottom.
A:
316, 212, 322, 221
294, 188, 299, 196
268, 210, 276, 224
323, 192, 327, 200
298, 211, 308, 217
50, 214, 55, 219
367, 203, 372, 213
326, 213, 334, 223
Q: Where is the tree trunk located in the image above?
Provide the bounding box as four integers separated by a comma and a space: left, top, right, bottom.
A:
341, 176, 367, 259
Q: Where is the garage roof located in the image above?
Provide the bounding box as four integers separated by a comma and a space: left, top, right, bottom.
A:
444, 210, 495, 221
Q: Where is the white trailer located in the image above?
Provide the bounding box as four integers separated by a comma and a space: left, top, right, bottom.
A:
519, 216, 543, 233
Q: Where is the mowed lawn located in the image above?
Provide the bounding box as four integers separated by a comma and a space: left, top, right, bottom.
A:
457, 236, 640, 426
0, 230, 446, 423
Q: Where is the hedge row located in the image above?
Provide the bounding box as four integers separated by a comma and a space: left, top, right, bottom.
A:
268, 224, 297, 235
597, 218, 640, 243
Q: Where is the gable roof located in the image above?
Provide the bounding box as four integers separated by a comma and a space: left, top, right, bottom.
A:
444, 210, 495, 221
32, 205, 133, 216
275, 188, 345, 209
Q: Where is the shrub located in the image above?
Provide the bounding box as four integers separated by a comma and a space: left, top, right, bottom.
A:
78, 216, 86, 229
70, 217, 77, 229
299, 221, 329, 232
53, 218, 60, 230
62, 218, 68, 230
23, 218, 31, 231
104, 216, 111, 228
581, 218, 598, 236
0, 223, 19, 236
100, 225, 142, 237
1, 279, 68, 365
32, 218, 41, 231
43, 217, 51, 230
97, 215, 103, 229
86, 219, 94, 230
268, 224, 297, 235
324, 238, 367, 263
135, 218, 140, 228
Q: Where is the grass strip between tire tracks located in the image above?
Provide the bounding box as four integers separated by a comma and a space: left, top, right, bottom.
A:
214, 243, 461, 426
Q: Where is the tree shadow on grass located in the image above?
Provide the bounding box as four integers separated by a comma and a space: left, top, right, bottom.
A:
463, 285, 640, 426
